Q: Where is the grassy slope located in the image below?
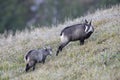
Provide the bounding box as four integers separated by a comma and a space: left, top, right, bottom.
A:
0, 5, 120, 80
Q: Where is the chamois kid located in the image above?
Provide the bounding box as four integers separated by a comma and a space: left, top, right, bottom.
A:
24, 47, 52, 72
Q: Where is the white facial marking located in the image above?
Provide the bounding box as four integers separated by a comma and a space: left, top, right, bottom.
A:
85, 25, 94, 33
85, 25, 89, 32
88, 25, 93, 33
60, 33, 68, 43
25, 57, 30, 63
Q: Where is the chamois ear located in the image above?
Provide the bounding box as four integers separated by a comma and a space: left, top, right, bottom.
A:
85, 19, 88, 23
89, 20, 92, 25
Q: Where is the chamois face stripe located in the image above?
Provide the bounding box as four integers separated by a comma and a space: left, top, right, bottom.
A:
24, 55, 27, 62
25, 57, 30, 63
87, 25, 93, 33
85, 25, 89, 32
85, 25, 94, 33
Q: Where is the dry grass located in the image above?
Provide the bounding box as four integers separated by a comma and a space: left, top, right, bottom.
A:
0, 5, 120, 80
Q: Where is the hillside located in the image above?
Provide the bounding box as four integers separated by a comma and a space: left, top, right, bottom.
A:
0, 5, 120, 80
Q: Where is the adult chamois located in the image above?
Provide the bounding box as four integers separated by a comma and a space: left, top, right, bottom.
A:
56, 19, 94, 56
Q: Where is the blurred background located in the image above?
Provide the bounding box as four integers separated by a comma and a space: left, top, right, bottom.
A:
0, 0, 120, 34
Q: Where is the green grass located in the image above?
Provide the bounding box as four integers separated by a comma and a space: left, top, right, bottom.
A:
0, 5, 120, 80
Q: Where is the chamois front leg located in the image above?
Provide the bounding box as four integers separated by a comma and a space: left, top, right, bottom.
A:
80, 39, 85, 45
25, 63, 30, 72
42, 58, 46, 64
32, 61, 37, 71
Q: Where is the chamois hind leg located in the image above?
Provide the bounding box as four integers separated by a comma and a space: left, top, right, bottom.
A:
56, 41, 69, 56
25, 61, 36, 72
